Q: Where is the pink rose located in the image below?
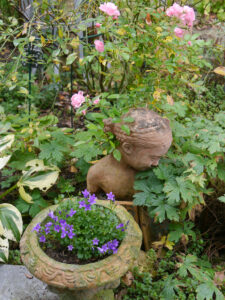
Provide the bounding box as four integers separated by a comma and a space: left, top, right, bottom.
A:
93, 98, 100, 105
82, 109, 86, 115
99, 2, 120, 17
166, 3, 195, 27
182, 6, 195, 27
71, 91, 85, 108
166, 3, 183, 18
94, 40, 104, 53
96, 23, 101, 28
174, 27, 184, 38
188, 41, 192, 46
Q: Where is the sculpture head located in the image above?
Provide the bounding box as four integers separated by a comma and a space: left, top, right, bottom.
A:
104, 108, 172, 171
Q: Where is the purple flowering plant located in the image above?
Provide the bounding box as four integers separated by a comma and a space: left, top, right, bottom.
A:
32, 190, 127, 260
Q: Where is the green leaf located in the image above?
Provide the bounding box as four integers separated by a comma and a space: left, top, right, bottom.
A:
217, 162, 225, 181
113, 149, 121, 161
121, 124, 130, 135
196, 282, 224, 300
0, 204, 23, 242
218, 195, 225, 203
123, 117, 134, 123
66, 53, 77, 65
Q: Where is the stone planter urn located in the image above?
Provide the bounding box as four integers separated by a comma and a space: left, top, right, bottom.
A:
20, 200, 142, 300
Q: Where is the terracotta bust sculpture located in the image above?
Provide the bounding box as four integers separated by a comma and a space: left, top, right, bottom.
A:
87, 108, 172, 199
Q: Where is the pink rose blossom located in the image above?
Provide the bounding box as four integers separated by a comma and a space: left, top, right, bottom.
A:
188, 41, 192, 46
94, 40, 104, 52
71, 91, 85, 108
166, 3, 195, 27
99, 2, 120, 17
166, 3, 183, 18
82, 109, 86, 115
181, 6, 195, 27
174, 27, 184, 38
96, 23, 101, 28
93, 98, 100, 105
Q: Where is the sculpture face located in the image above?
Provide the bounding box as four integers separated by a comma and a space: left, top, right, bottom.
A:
120, 138, 172, 171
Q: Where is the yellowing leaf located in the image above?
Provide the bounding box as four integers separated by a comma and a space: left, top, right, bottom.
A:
213, 66, 225, 76
58, 27, 63, 38
89, 160, 99, 164
167, 95, 174, 105
70, 37, 79, 49
41, 35, 46, 46
18, 185, 33, 203
117, 28, 127, 36
18, 87, 29, 95
102, 150, 107, 155
29, 36, 35, 42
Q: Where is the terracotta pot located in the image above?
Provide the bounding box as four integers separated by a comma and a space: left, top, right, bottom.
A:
20, 200, 142, 300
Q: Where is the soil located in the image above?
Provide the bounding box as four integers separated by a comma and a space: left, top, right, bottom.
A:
41, 241, 110, 265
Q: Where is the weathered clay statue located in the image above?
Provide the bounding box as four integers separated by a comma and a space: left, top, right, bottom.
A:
87, 108, 172, 199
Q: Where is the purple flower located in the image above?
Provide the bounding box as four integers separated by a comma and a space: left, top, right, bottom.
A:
58, 210, 62, 215
32, 223, 41, 233
102, 244, 108, 252
106, 192, 115, 202
92, 238, 99, 246
88, 194, 97, 205
68, 231, 76, 239
45, 228, 50, 235
107, 239, 119, 254
85, 204, 92, 211
48, 211, 55, 219
54, 224, 61, 232
39, 235, 46, 243
82, 189, 90, 198
68, 208, 76, 217
68, 245, 73, 251
45, 222, 53, 228
116, 223, 124, 230
59, 219, 67, 226
97, 247, 106, 254
53, 216, 58, 222
61, 230, 67, 238
79, 200, 86, 208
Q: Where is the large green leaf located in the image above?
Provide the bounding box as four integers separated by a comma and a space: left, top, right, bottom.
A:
17, 159, 60, 202
0, 134, 14, 153
0, 204, 23, 242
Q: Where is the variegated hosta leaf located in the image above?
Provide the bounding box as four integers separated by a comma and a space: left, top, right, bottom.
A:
0, 238, 9, 263
0, 134, 14, 153
18, 159, 60, 202
0, 155, 11, 170
0, 203, 23, 242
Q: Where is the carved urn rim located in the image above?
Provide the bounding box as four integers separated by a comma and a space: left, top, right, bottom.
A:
20, 199, 142, 290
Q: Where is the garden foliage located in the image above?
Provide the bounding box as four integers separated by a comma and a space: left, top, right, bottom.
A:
0, 1, 224, 287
